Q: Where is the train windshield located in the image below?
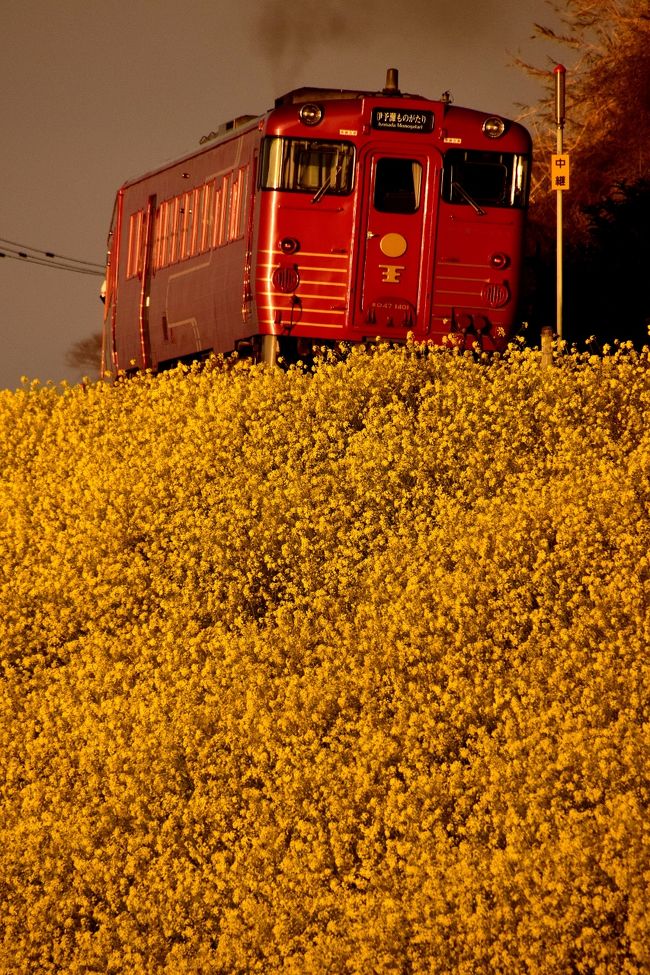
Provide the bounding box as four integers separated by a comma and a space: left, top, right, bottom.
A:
441, 150, 529, 209
260, 137, 355, 197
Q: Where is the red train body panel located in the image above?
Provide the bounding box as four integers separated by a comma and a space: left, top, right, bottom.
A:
103, 72, 531, 372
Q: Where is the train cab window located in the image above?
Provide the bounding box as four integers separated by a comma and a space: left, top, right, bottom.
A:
126, 210, 146, 278
260, 137, 355, 196
442, 150, 530, 209
373, 158, 422, 213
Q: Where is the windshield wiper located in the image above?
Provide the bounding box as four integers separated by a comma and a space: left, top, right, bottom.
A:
311, 175, 332, 204
311, 162, 344, 204
451, 180, 486, 216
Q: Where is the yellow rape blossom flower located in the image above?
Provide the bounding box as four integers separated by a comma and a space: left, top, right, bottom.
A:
0, 342, 649, 972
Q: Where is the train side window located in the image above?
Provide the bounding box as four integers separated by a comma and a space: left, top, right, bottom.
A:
214, 176, 230, 247
374, 158, 422, 213
228, 167, 247, 241
201, 180, 215, 252
189, 186, 203, 257
126, 210, 146, 278
168, 196, 181, 264
159, 200, 173, 268
152, 203, 164, 271
156, 200, 172, 270
235, 165, 249, 239
179, 191, 193, 261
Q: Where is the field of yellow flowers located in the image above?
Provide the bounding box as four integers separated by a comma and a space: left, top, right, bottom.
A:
1, 342, 649, 974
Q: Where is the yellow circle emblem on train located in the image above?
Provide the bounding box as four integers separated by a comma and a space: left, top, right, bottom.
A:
379, 233, 408, 258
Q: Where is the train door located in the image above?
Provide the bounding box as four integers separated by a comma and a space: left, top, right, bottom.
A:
137, 194, 156, 370
353, 145, 441, 337
112, 193, 156, 372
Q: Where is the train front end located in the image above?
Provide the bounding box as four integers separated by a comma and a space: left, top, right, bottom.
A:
253, 71, 531, 361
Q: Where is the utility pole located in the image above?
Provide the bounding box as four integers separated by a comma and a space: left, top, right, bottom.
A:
552, 65, 568, 343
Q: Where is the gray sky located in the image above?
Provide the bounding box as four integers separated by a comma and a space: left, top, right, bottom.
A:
0, 0, 562, 389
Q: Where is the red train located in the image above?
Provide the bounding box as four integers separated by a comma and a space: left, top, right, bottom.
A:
102, 69, 531, 372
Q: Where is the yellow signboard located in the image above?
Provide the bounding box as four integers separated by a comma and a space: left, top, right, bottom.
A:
552, 153, 570, 190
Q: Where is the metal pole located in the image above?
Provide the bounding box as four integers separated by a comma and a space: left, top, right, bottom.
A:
261, 334, 278, 366
541, 325, 554, 369
555, 65, 566, 343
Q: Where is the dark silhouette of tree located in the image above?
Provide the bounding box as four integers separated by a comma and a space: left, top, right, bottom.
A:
65, 331, 103, 375
516, 0, 650, 237
515, 0, 650, 344
568, 179, 650, 345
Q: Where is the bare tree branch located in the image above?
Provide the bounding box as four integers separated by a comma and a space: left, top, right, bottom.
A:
65, 332, 103, 375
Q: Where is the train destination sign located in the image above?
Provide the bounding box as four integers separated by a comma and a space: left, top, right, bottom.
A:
371, 108, 435, 133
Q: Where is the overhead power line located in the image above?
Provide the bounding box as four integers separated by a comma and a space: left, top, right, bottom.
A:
0, 236, 105, 268
0, 236, 105, 277
0, 250, 105, 277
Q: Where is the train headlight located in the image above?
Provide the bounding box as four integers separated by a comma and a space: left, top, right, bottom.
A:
299, 103, 323, 126
483, 116, 506, 138
489, 252, 510, 269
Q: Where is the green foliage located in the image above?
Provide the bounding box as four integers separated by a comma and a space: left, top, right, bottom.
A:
1, 344, 649, 973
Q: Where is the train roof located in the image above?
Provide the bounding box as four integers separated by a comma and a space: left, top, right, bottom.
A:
194, 70, 422, 151
273, 84, 424, 106
116, 70, 529, 193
